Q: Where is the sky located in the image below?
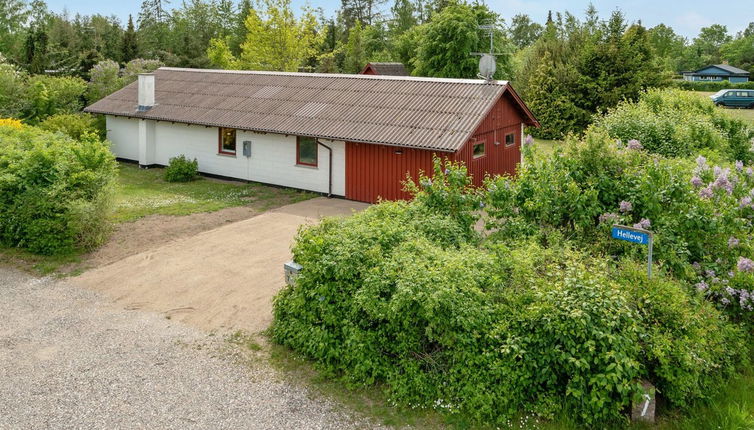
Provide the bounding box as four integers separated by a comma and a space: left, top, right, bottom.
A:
43, 0, 753, 39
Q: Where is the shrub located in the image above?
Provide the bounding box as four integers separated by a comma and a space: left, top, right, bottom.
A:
671, 80, 754, 92
0, 118, 23, 129
164, 155, 199, 182
590, 88, 754, 162
273, 197, 745, 426
0, 125, 116, 254
38, 113, 101, 140
22, 74, 88, 124
0, 56, 27, 118
486, 132, 754, 315
272, 161, 748, 427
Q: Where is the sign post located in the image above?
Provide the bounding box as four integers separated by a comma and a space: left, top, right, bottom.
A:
611, 225, 653, 278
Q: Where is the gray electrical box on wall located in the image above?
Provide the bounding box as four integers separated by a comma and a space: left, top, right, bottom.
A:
242, 141, 252, 157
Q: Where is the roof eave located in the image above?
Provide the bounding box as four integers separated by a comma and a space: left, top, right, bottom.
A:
87, 109, 457, 153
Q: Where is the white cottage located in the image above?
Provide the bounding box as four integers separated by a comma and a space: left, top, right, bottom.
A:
85, 67, 538, 203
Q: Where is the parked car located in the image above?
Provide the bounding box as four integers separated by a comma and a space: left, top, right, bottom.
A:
710, 89, 754, 108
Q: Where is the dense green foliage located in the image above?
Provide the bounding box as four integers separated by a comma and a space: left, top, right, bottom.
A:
591, 88, 754, 161
164, 155, 199, 182
37, 113, 101, 140
0, 124, 116, 254
672, 80, 754, 91
273, 155, 749, 427
516, 10, 668, 139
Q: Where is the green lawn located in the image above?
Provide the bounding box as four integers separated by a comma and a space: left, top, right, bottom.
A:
533, 137, 563, 156
0, 162, 315, 274
112, 162, 314, 222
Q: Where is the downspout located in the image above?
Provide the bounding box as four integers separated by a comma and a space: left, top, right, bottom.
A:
316, 139, 333, 197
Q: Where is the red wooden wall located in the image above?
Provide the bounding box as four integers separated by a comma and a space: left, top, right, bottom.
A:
345, 91, 526, 203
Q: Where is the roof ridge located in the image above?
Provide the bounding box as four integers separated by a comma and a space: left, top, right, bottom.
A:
158, 67, 508, 86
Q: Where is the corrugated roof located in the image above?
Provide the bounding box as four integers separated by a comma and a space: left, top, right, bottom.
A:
362, 62, 409, 76
691, 64, 750, 76
712, 64, 750, 75
85, 67, 536, 152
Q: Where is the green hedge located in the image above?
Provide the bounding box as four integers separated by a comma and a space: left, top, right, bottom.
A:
273, 199, 745, 427
0, 124, 116, 254
671, 79, 754, 91
590, 88, 754, 161
272, 158, 749, 427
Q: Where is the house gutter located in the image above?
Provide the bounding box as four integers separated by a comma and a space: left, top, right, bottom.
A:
316, 139, 333, 197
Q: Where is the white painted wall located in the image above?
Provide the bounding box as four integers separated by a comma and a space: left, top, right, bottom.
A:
105, 115, 346, 196
106, 116, 139, 161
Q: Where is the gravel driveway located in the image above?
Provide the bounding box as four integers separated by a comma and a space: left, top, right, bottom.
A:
0, 267, 378, 429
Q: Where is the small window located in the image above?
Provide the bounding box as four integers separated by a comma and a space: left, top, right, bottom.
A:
505, 133, 515, 147
726, 92, 735, 97
473, 142, 485, 158
219, 128, 236, 155
297, 136, 318, 166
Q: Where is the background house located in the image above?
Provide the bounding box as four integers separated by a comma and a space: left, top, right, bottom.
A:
682, 64, 750, 82
360, 62, 409, 76
85, 67, 538, 203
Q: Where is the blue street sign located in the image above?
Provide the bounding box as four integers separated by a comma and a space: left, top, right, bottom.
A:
612, 225, 654, 278
612, 226, 650, 245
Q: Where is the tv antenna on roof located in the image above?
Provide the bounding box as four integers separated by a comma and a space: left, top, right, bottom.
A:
471, 22, 502, 81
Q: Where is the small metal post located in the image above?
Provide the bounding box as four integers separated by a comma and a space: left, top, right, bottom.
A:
647, 234, 653, 279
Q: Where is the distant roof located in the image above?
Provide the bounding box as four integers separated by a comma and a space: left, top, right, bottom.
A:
85, 67, 538, 152
690, 64, 750, 76
360, 62, 408, 76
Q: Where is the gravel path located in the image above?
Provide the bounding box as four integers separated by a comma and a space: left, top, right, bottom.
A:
0, 267, 378, 429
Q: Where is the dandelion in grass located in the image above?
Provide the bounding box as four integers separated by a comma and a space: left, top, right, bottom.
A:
729, 237, 740, 248
627, 139, 643, 150
619, 200, 632, 213
738, 257, 754, 273
690, 176, 703, 187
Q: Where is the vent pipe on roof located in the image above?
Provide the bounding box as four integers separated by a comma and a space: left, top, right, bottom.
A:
137, 73, 155, 112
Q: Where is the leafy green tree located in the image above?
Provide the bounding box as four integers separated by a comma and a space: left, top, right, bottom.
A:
692, 24, 731, 65
206, 36, 238, 69
87, 59, 123, 102
508, 13, 542, 49
412, 3, 478, 78
23, 25, 48, 73
393, 24, 422, 72
0, 0, 29, 56
389, 0, 416, 36
137, 0, 171, 56
239, 0, 321, 72
343, 21, 366, 73
122, 15, 139, 63
23, 74, 87, 123
0, 54, 27, 117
